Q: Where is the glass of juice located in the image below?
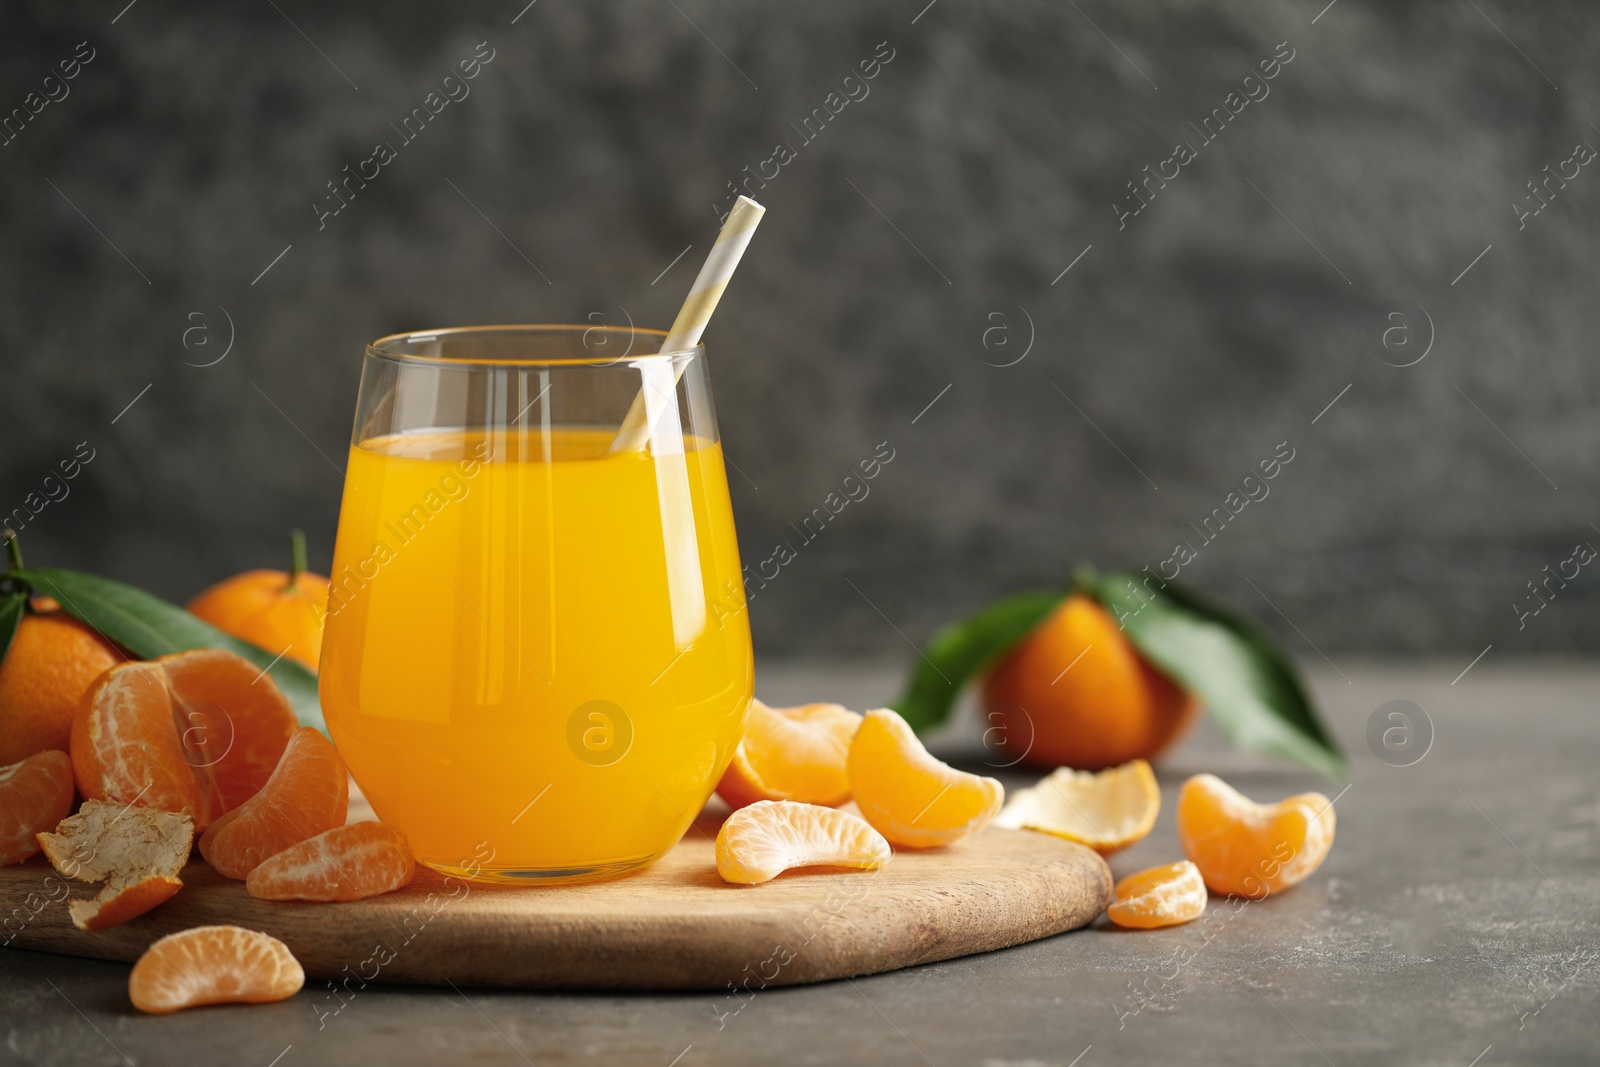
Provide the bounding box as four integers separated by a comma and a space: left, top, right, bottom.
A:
319, 325, 753, 883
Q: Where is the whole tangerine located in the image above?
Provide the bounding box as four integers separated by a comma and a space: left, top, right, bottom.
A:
981, 593, 1197, 770
0, 607, 122, 766
187, 530, 329, 671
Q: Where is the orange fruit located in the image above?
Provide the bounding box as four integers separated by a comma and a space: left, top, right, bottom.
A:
715, 800, 891, 884
200, 727, 348, 880
1106, 860, 1207, 929
246, 821, 415, 901
37, 798, 194, 931
1176, 773, 1335, 898
0, 607, 121, 765
846, 708, 1004, 848
0, 750, 75, 865
994, 759, 1159, 854
129, 925, 304, 1014
187, 531, 329, 672
715, 699, 860, 810
71, 648, 297, 828
982, 593, 1198, 770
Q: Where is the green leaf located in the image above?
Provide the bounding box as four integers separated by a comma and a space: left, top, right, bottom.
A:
1077, 569, 1345, 780
0, 590, 26, 667
11, 567, 325, 731
892, 589, 1066, 733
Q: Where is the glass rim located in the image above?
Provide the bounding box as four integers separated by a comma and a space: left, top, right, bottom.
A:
365, 324, 701, 368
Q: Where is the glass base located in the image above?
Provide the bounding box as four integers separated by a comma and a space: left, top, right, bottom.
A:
423, 853, 661, 886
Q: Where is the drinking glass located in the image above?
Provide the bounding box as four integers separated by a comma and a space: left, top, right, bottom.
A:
319, 325, 753, 883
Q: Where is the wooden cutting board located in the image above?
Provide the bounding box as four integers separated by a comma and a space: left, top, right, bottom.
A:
0, 812, 1111, 990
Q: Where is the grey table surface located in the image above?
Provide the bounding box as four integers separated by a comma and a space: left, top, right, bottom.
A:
2, 660, 1597, 1066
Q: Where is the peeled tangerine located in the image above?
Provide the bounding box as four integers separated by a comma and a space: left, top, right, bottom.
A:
1106, 860, 1207, 929
0, 750, 75, 865
847, 709, 1003, 848
1177, 773, 1336, 898
129, 925, 303, 1014
71, 649, 297, 828
716, 800, 891, 885
37, 799, 194, 931
994, 759, 1159, 854
247, 822, 415, 902
716, 700, 860, 809
199, 727, 348, 880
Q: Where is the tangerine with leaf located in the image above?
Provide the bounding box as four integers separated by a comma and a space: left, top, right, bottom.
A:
0, 532, 122, 765
893, 569, 1345, 779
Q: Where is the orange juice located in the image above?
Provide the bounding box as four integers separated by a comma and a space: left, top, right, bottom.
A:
319, 427, 752, 881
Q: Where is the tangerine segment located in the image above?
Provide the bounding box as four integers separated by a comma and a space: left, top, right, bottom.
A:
716, 700, 861, 810
0, 750, 75, 865
715, 800, 891, 885
70, 649, 296, 828
246, 821, 415, 901
199, 727, 348, 880
1106, 860, 1207, 929
994, 759, 1160, 854
129, 925, 304, 1014
36, 798, 194, 931
847, 708, 1004, 849
1176, 774, 1335, 898
72, 662, 200, 819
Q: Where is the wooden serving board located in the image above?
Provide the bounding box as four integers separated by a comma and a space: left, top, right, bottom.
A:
0, 813, 1111, 990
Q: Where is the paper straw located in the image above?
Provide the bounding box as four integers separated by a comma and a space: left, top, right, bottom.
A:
608, 195, 765, 452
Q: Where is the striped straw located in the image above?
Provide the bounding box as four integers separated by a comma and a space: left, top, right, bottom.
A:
608, 195, 766, 452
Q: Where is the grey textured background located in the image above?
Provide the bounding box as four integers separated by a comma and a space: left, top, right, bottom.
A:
2, 0, 1597, 661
